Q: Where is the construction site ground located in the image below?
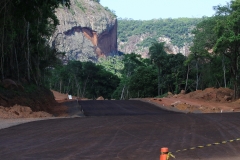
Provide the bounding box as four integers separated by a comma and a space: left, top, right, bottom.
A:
1, 88, 240, 159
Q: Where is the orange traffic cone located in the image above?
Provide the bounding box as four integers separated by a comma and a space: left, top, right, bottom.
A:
160, 147, 169, 160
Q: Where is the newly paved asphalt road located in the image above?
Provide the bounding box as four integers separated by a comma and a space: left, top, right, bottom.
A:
0, 100, 240, 160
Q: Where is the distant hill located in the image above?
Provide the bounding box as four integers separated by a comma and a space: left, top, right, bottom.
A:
117, 18, 202, 57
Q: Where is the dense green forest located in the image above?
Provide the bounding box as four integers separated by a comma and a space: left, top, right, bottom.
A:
1, 0, 240, 100
49, 61, 120, 99
0, 0, 71, 84
118, 18, 202, 48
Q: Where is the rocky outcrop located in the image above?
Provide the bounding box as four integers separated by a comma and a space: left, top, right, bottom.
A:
118, 34, 191, 58
158, 36, 191, 56
50, 0, 118, 62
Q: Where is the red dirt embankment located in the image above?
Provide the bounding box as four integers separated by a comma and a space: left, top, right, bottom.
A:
143, 87, 240, 113
0, 90, 71, 119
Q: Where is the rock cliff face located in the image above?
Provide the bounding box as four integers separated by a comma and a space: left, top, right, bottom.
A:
50, 0, 118, 62
118, 34, 191, 58
158, 37, 191, 56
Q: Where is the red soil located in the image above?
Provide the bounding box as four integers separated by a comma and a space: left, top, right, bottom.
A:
144, 87, 240, 113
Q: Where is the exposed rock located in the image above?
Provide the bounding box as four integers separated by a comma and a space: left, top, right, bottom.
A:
118, 35, 191, 58
159, 36, 191, 56
96, 96, 104, 100
50, 0, 118, 62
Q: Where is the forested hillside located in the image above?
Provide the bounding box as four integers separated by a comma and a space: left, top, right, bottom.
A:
118, 18, 202, 56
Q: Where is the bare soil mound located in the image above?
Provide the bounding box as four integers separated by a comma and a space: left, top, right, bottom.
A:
0, 81, 69, 118
143, 87, 240, 113
180, 87, 234, 102
0, 105, 52, 118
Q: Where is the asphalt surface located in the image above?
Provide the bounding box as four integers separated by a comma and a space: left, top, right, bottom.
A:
0, 100, 240, 160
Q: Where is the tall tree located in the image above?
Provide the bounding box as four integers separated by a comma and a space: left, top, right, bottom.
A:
214, 0, 240, 99
149, 42, 167, 96
112, 53, 144, 99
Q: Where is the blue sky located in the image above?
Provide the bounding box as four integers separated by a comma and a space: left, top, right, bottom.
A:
100, 0, 231, 20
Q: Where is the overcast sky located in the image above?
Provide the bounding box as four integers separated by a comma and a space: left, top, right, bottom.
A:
100, 0, 231, 20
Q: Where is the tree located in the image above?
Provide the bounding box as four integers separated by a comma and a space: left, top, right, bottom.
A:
129, 66, 157, 98
49, 61, 120, 99
214, 0, 240, 99
165, 53, 186, 94
112, 53, 144, 99
98, 55, 124, 78
187, 16, 220, 91
149, 42, 168, 96
0, 0, 70, 84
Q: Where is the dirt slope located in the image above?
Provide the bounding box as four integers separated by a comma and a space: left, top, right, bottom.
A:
142, 88, 240, 113
0, 89, 70, 119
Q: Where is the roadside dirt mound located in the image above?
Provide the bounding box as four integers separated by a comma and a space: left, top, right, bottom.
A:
143, 87, 240, 113
0, 105, 53, 118
96, 96, 104, 100
182, 87, 234, 102
0, 80, 69, 118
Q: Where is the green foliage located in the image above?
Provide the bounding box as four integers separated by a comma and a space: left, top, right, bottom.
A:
149, 42, 168, 95
129, 66, 158, 98
49, 61, 120, 99
112, 52, 189, 99
98, 55, 124, 78
186, 0, 240, 98
112, 53, 145, 99
0, 0, 70, 84
213, 0, 240, 98
118, 18, 201, 47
